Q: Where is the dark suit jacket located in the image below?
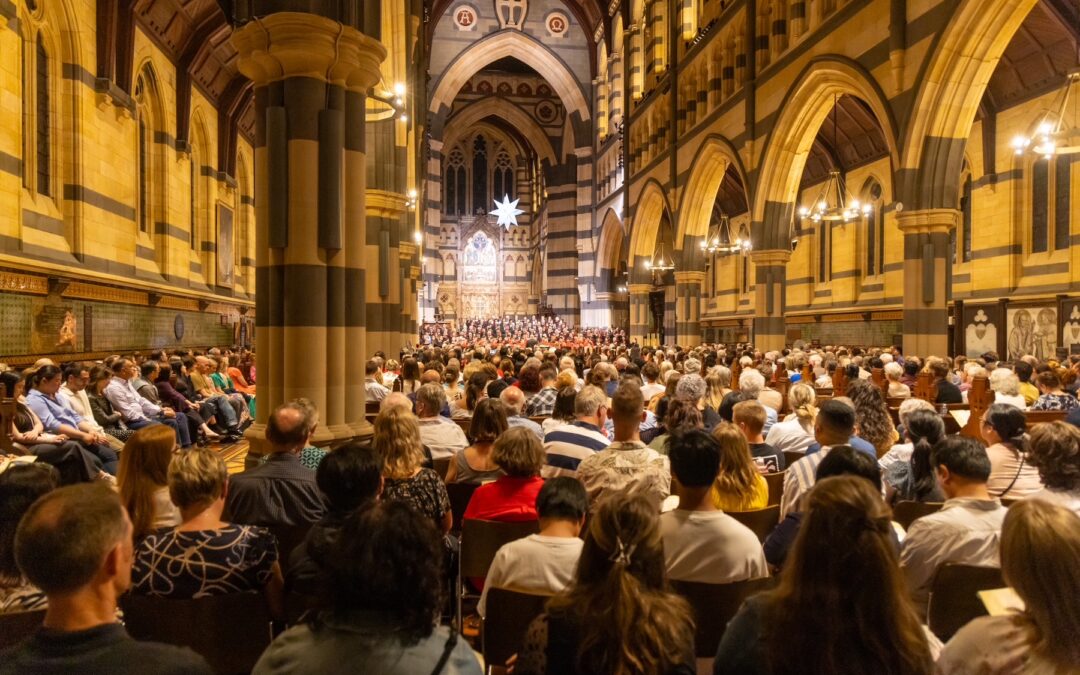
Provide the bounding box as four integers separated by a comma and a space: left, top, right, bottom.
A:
224, 452, 327, 528
935, 379, 964, 404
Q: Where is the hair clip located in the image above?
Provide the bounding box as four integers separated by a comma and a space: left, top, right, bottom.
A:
608, 535, 636, 567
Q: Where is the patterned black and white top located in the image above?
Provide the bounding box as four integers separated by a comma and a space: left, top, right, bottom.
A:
131, 524, 277, 599
1030, 393, 1079, 411
383, 468, 451, 526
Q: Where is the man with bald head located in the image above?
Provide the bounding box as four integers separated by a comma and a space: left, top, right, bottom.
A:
0, 484, 211, 674
224, 402, 327, 528
500, 386, 543, 441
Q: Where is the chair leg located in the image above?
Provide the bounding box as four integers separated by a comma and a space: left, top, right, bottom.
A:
455, 568, 463, 633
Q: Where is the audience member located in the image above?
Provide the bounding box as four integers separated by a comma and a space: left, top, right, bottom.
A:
988, 367, 1027, 409
85, 366, 135, 443
500, 386, 544, 440
900, 435, 1006, 618
878, 398, 937, 470
515, 491, 694, 675
929, 358, 963, 404
445, 398, 507, 484
732, 400, 785, 472
577, 383, 670, 508
541, 386, 577, 434
0, 463, 59, 613
253, 501, 482, 674
781, 400, 860, 517
648, 398, 703, 454
1014, 360, 1040, 406
131, 448, 283, 618
1025, 421, 1080, 515
525, 365, 559, 417
25, 366, 118, 474
478, 477, 587, 618
937, 499, 1080, 674
287, 444, 383, 596
377, 407, 451, 533
462, 427, 545, 522
763, 383, 817, 456
884, 410, 947, 505
661, 429, 767, 583
716, 476, 933, 675
225, 402, 326, 528
414, 383, 468, 459
736, 369, 778, 435
103, 358, 191, 448
364, 360, 390, 403
884, 361, 911, 398
764, 446, 884, 571
980, 403, 1044, 498
118, 425, 181, 541
0, 484, 212, 674
711, 422, 769, 511
541, 385, 610, 479
846, 379, 900, 457
1031, 369, 1079, 411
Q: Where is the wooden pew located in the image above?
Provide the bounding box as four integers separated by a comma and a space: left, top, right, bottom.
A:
775, 368, 791, 416
831, 364, 849, 398
731, 359, 742, 391
1025, 410, 1068, 430
800, 363, 813, 385
961, 376, 991, 439
914, 371, 937, 402
871, 367, 887, 396
0, 384, 15, 455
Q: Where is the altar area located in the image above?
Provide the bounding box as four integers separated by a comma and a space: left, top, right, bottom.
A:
433, 215, 535, 321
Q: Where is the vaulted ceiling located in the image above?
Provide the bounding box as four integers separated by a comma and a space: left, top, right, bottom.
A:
800, 95, 890, 189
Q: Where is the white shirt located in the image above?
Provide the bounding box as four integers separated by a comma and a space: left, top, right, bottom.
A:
764, 417, 815, 456
365, 379, 389, 402
478, 534, 583, 618
417, 416, 468, 460
900, 497, 1006, 618
879, 442, 914, 471
1024, 486, 1080, 516
640, 382, 665, 402
992, 392, 1027, 410
780, 448, 829, 518
659, 509, 768, 584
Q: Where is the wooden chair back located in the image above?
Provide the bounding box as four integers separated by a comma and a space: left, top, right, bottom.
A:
266, 524, 312, 565
121, 592, 273, 674
482, 589, 550, 669
831, 366, 848, 397
671, 577, 776, 657
764, 471, 785, 506
927, 564, 1004, 641
800, 364, 813, 385
914, 371, 937, 402
446, 481, 480, 532
731, 360, 743, 391
0, 608, 45, 650
775, 369, 791, 416
432, 456, 452, 480
871, 368, 887, 395
726, 505, 780, 542
459, 519, 540, 580
1025, 410, 1068, 429
961, 375, 991, 438
891, 501, 944, 530
454, 417, 472, 439
0, 383, 16, 454
782, 450, 805, 470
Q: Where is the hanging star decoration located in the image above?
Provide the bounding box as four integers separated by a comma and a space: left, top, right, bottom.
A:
490, 194, 524, 230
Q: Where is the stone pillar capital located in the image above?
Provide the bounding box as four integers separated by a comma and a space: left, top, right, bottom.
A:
628, 283, 653, 294
231, 12, 385, 90
896, 208, 958, 235
365, 189, 409, 218
749, 249, 791, 266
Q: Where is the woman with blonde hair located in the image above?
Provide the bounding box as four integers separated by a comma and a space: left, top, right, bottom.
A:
374, 407, 451, 533
883, 361, 911, 399
717, 476, 933, 674
765, 383, 817, 456
118, 424, 181, 540
703, 368, 729, 412
988, 368, 1027, 409
516, 491, 694, 675
938, 499, 1080, 673
712, 422, 769, 511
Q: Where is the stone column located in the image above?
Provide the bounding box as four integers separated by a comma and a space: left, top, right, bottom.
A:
365, 189, 408, 358
629, 283, 652, 346
232, 12, 384, 447
751, 249, 790, 352
898, 209, 956, 358
675, 270, 704, 347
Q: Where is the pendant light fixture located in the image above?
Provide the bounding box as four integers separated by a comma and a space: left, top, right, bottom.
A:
797, 94, 872, 225
646, 220, 676, 271
702, 213, 753, 255
1011, 71, 1080, 160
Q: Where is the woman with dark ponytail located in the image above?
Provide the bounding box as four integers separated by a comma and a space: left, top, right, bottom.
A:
980, 403, 1043, 498
884, 410, 946, 505
516, 491, 695, 675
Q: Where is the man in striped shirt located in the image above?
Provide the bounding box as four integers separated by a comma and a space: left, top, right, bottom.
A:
780, 399, 858, 518
542, 385, 610, 479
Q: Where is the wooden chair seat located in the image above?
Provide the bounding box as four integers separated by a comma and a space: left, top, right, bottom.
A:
763, 471, 785, 507
121, 591, 273, 674
892, 501, 945, 530
927, 564, 1004, 641
482, 588, 550, 669
726, 505, 780, 542
671, 577, 776, 657
0, 608, 45, 651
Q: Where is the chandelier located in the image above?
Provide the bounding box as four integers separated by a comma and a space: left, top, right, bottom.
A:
701, 213, 752, 254
797, 94, 871, 225
645, 237, 675, 271
1011, 71, 1080, 160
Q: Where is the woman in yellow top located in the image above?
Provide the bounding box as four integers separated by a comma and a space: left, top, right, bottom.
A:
712, 422, 769, 511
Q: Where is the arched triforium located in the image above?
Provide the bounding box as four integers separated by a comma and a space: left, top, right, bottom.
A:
751, 249, 790, 352
232, 12, 385, 447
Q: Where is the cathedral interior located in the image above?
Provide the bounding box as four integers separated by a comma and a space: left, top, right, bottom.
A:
0, 0, 1079, 426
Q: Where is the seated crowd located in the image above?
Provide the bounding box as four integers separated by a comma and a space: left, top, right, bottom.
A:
1, 337, 1079, 674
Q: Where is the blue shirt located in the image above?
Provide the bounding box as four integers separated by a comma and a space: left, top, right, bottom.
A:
25, 389, 85, 433
804, 436, 877, 460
